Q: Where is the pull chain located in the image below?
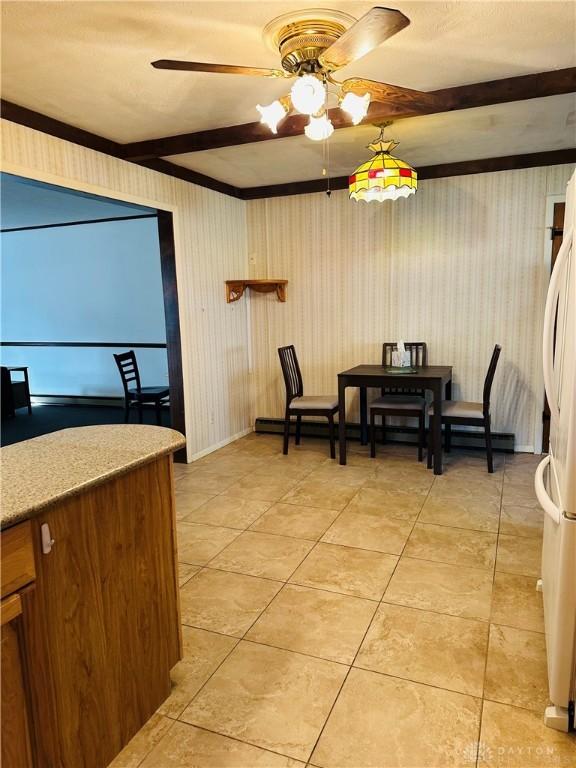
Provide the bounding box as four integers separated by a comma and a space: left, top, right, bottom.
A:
322, 131, 332, 197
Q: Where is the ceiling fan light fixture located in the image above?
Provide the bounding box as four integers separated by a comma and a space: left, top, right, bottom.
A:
256, 97, 289, 133
304, 112, 334, 141
340, 91, 370, 125
290, 74, 326, 115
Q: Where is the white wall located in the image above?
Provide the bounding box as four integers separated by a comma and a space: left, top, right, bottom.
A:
0, 119, 252, 461
1, 216, 167, 396
247, 164, 574, 452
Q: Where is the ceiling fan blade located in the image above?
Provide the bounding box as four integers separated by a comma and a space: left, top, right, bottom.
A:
151, 60, 291, 78
319, 7, 410, 71
342, 78, 447, 113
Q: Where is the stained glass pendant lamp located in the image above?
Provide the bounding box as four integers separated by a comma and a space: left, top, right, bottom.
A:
349, 125, 417, 202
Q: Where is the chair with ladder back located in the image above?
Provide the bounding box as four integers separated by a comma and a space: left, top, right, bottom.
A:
278, 345, 339, 458
114, 350, 169, 426
427, 344, 502, 473
369, 342, 428, 461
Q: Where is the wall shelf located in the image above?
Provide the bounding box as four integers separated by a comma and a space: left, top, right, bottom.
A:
225, 279, 288, 303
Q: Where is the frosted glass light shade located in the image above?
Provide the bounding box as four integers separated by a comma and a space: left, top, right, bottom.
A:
340, 92, 370, 125
304, 113, 334, 141
256, 99, 288, 133
290, 74, 326, 115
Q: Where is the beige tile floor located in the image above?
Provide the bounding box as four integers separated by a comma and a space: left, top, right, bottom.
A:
111, 434, 576, 768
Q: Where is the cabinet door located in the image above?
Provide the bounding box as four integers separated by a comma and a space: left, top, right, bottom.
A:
21, 456, 179, 768
21, 492, 117, 768
1, 596, 34, 768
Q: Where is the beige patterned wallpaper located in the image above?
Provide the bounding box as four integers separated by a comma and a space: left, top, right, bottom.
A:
2, 118, 572, 455
1, 119, 251, 460
247, 164, 574, 451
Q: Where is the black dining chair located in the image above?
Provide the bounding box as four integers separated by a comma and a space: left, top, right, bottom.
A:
278, 345, 339, 458
114, 350, 169, 426
427, 344, 502, 473
370, 342, 428, 461
1, 366, 32, 419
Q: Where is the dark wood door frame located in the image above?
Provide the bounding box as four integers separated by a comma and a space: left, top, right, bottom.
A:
156, 210, 186, 462
542, 201, 565, 453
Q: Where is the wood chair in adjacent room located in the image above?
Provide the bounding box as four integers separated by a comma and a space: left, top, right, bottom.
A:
369, 342, 428, 461
114, 350, 169, 426
278, 345, 339, 458
427, 344, 502, 473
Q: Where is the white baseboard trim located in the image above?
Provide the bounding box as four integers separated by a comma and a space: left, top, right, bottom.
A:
515, 445, 536, 454
187, 426, 254, 463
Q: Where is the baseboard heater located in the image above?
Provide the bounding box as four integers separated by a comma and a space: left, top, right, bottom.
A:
255, 417, 515, 453
31, 394, 168, 410
31, 394, 124, 407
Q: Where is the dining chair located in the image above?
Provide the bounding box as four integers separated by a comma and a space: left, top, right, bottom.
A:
1, 366, 32, 419
278, 345, 339, 458
369, 342, 428, 461
113, 350, 169, 426
427, 344, 502, 473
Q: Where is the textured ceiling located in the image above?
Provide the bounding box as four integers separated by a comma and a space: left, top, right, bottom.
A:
1, 1, 575, 186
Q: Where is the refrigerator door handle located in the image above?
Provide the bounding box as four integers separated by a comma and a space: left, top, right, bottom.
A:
543, 226, 573, 426
535, 455, 562, 524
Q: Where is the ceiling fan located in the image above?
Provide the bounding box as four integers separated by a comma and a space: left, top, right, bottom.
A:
152, 7, 444, 141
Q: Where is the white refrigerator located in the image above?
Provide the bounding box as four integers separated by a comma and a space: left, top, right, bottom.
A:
535, 168, 576, 732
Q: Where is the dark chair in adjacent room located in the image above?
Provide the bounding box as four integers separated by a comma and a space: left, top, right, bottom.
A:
278, 345, 339, 458
427, 344, 502, 473
370, 342, 428, 461
1, 366, 32, 420
113, 350, 169, 426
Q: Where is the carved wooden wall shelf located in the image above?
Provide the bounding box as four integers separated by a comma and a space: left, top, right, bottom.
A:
225, 279, 288, 303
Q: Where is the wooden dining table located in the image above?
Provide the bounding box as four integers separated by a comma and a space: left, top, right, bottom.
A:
337, 364, 453, 475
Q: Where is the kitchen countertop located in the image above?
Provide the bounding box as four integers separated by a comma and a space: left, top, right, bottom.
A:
0, 424, 186, 530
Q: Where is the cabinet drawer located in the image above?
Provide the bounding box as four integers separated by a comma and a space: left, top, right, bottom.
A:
1, 522, 35, 599
1, 594, 23, 626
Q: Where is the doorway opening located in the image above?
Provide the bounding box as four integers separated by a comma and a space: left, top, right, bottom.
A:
0, 173, 185, 459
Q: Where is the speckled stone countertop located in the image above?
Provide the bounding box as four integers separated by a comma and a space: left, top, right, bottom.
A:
1, 425, 186, 530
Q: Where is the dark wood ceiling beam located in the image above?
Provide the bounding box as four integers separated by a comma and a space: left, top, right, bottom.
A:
238, 147, 576, 200
120, 104, 415, 161
138, 158, 241, 198
0, 99, 241, 198
432, 66, 576, 110
2, 99, 574, 201
120, 67, 576, 160
418, 148, 576, 178
1, 99, 124, 158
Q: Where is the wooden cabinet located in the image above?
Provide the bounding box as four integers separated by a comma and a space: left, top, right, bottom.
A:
1, 521, 35, 599
2, 455, 181, 768
2, 602, 34, 768
1, 529, 35, 768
